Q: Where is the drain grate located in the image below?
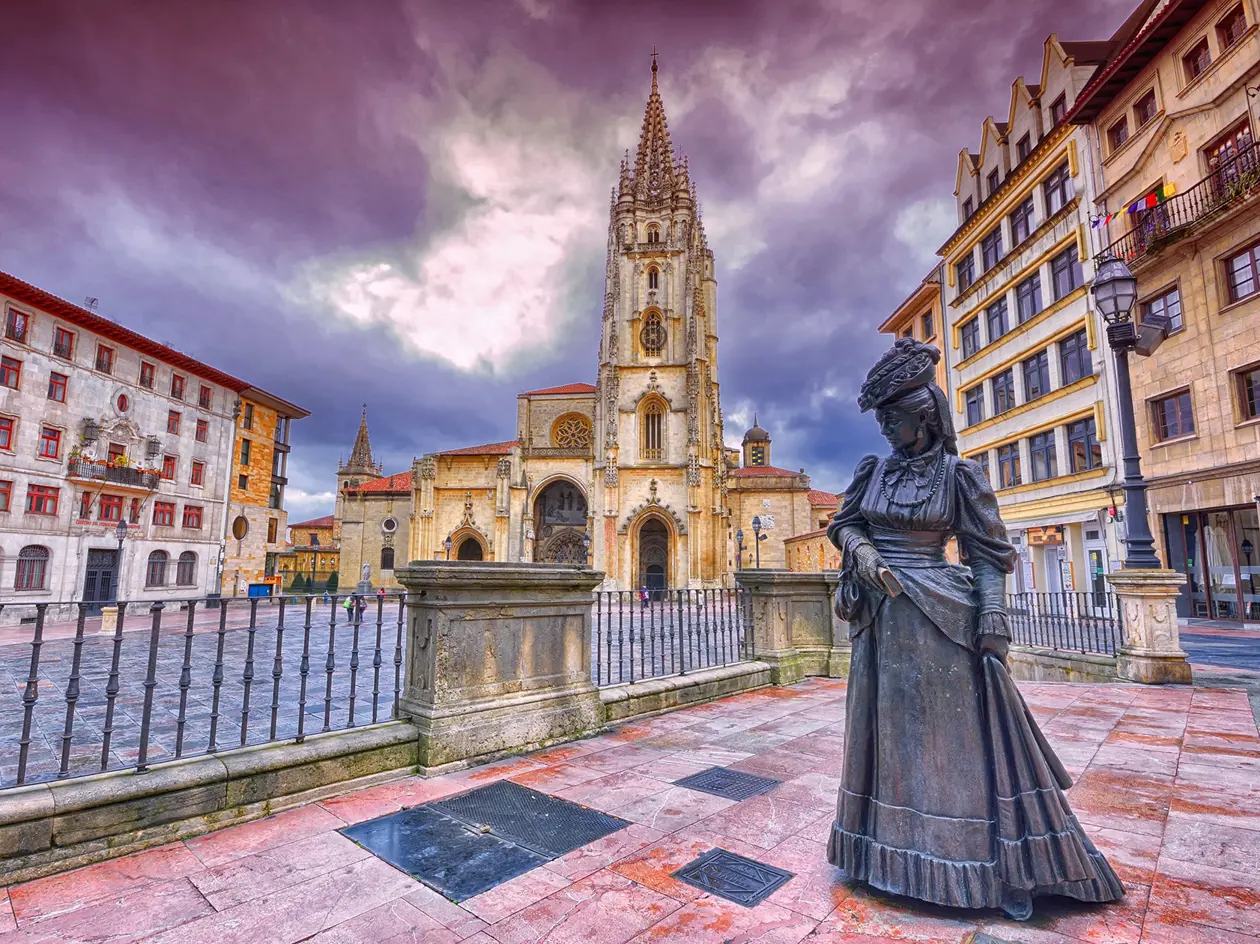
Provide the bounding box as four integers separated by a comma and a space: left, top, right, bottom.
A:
341, 805, 547, 901
674, 766, 781, 801
431, 779, 628, 858
672, 848, 794, 906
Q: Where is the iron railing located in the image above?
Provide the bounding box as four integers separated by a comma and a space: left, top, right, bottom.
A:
1006, 591, 1123, 655
67, 458, 161, 490
0, 593, 407, 789
592, 588, 752, 686
1097, 137, 1260, 266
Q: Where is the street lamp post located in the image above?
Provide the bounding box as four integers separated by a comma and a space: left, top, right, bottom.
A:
444, 536, 453, 560
310, 534, 319, 594
1243, 538, 1255, 597
114, 518, 129, 603
582, 530, 591, 565
751, 516, 768, 569
1091, 256, 1170, 570
735, 529, 746, 571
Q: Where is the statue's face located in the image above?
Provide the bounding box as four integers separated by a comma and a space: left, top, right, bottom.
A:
876, 405, 923, 453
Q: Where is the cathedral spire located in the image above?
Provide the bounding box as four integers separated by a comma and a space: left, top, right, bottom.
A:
634, 49, 676, 203
344, 404, 378, 474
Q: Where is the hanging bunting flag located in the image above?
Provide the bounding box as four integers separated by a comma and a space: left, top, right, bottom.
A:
1164, 181, 1177, 197
1145, 192, 1159, 208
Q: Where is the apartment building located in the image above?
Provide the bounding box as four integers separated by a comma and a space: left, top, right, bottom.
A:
877, 264, 949, 392
0, 270, 305, 613
938, 36, 1130, 600
1072, 0, 1260, 621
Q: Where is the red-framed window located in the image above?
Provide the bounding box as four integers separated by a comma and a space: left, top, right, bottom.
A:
195, 419, 209, 443
78, 491, 92, 520
53, 326, 75, 359
1, 355, 21, 389
198, 385, 213, 409
98, 494, 123, 522
152, 501, 176, 526
15, 546, 50, 590
0, 480, 11, 513
5, 308, 30, 343
139, 361, 155, 388
48, 371, 67, 402
190, 460, 205, 486
38, 426, 61, 459
171, 374, 185, 399
128, 497, 141, 523
183, 505, 203, 529
0, 417, 13, 451
26, 484, 60, 515
1226, 240, 1260, 302
95, 344, 114, 374
167, 410, 181, 434
161, 455, 177, 480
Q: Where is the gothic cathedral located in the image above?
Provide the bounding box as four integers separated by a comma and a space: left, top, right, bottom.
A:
331, 58, 829, 590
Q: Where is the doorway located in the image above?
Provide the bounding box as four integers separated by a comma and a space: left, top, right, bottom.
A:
637, 518, 669, 596
1164, 506, 1260, 622
83, 548, 119, 615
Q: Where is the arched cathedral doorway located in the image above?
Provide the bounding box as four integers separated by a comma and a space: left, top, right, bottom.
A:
457, 538, 483, 561
637, 517, 670, 596
534, 480, 589, 563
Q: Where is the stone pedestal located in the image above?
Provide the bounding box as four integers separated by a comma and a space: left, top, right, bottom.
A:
394, 561, 605, 770
1107, 569, 1193, 685
97, 606, 119, 637
735, 570, 850, 683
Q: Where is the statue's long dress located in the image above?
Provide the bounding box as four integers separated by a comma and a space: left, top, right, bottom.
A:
826, 450, 1124, 909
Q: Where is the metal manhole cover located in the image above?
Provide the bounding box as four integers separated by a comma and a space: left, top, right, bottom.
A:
672, 848, 794, 906
674, 766, 781, 801
341, 805, 547, 901
431, 779, 629, 858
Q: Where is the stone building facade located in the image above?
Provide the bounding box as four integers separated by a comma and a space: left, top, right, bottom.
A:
276, 514, 339, 592
938, 34, 1130, 601
1072, 0, 1260, 621
877, 265, 949, 392
332, 61, 831, 590
0, 269, 305, 613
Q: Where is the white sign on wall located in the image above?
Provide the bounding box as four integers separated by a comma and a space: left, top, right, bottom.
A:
761, 514, 776, 531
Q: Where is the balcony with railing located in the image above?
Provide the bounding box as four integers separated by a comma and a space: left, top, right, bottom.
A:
1097, 138, 1260, 267
67, 458, 161, 490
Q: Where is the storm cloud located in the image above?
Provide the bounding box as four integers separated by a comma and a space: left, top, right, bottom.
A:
0, 0, 1135, 518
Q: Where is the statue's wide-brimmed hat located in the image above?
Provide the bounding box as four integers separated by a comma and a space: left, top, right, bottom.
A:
857, 338, 942, 412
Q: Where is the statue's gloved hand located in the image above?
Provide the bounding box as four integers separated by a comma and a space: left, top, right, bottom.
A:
977, 632, 1009, 664
849, 542, 888, 592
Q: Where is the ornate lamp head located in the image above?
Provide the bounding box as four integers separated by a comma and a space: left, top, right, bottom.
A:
1092, 256, 1138, 325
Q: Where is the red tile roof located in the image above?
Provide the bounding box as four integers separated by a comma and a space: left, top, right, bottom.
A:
438, 440, 517, 457
807, 490, 839, 506
729, 465, 805, 478
289, 515, 335, 529
519, 382, 596, 397
350, 471, 414, 493
784, 526, 830, 541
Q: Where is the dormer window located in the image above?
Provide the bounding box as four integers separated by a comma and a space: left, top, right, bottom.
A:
962, 197, 974, 220
1050, 94, 1067, 126
648, 266, 659, 290
987, 169, 1000, 196
1016, 134, 1032, 162
646, 224, 661, 244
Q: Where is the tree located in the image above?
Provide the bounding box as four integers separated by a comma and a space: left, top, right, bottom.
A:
290, 573, 307, 593
325, 571, 339, 594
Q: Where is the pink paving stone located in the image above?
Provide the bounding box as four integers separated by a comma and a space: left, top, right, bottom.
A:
811, 890, 978, 943
481, 869, 680, 944
1138, 918, 1260, 943
625, 893, 817, 944
13, 877, 214, 942
757, 833, 852, 920
667, 747, 756, 769
1068, 767, 1173, 838
704, 730, 800, 754
1159, 811, 1260, 875
611, 786, 737, 833
732, 748, 832, 780
184, 802, 345, 868
1148, 855, 1260, 939
609, 830, 768, 903
778, 732, 848, 760
188, 830, 371, 911
606, 723, 657, 743
634, 730, 714, 751
529, 741, 608, 765
459, 866, 572, 924
1081, 823, 1163, 886
1089, 743, 1182, 777
574, 744, 675, 775
302, 897, 460, 944
507, 762, 608, 792
770, 771, 844, 811
402, 883, 489, 938
317, 774, 468, 825
1, 890, 15, 933
555, 771, 672, 812
444, 756, 549, 787
753, 714, 836, 737
143, 856, 419, 944
691, 789, 829, 850
987, 881, 1151, 944
629, 754, 715, 781
8, 843, 205, 921
542, 823, 667, 881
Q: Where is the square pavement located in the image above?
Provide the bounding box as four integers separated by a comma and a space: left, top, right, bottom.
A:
4, 677, 1260, 943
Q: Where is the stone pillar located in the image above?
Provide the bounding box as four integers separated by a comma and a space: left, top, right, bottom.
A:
97, 605, 119, 636
394, 561, 605, 770
735, 569, 849, 683
1107, 569, 1192, 685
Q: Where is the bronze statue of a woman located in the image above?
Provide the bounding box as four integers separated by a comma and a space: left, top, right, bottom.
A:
827, 338, 1124, 921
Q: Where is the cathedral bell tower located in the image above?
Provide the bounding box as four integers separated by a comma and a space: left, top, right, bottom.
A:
592, 53, 728, 589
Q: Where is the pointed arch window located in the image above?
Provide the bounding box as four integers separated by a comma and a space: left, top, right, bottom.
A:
647, 224, 661, 244
641, 399, 665, 460
648, 266, 659, 290
641, 311, 666, 357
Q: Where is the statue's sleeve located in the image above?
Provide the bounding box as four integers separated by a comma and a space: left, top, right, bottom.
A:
953, 457, 1018, 621
827, 455, 877, 556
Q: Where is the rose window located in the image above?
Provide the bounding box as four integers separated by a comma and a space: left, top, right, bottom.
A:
640, 312, 666, 356
553, 416, 592, 449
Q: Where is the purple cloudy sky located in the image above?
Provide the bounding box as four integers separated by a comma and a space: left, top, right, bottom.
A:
0, 0, 1134, 519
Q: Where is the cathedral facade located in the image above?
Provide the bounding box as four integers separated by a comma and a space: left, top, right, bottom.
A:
333, 60, 831, 590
